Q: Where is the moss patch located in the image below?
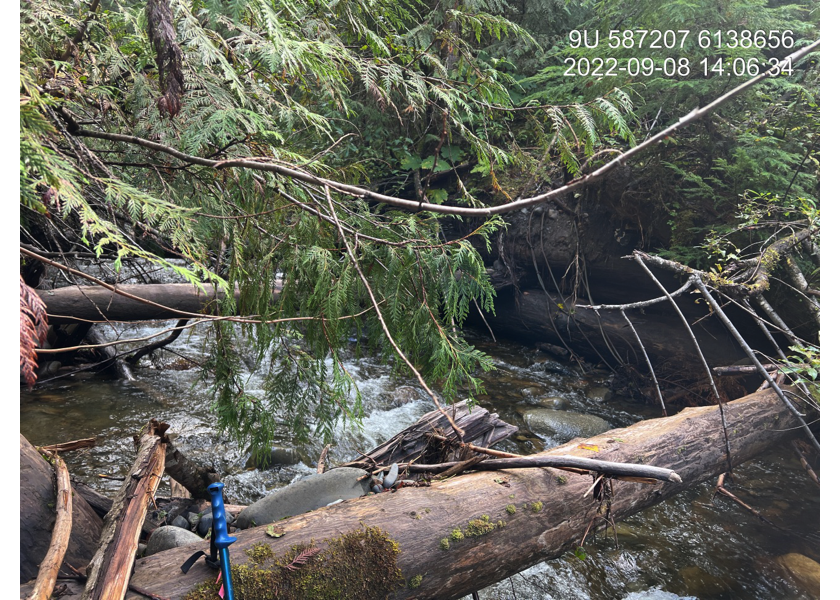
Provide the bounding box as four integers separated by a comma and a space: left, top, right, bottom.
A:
450, 527, 464, 541
440, 538, 450, 551
184, 525, 402, 600
465, 515, 496, 537
530, 501, 544, 513
505, 504, 516, 515
408, 574, 423, 589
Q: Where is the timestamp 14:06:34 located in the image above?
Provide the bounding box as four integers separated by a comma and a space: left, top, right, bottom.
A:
560, 56, 794, 78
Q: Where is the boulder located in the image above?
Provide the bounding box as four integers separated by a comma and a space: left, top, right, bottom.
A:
20, 434, 103, 584
145, 526, 204, 556
774, 553, 819, 597
234, 467, 369, 529
522, 409, 611, 443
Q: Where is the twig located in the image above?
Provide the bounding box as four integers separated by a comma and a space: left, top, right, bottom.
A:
693, 279, 819, 450
633, 255, 733, 474
621, 309, 666, 416
790, 441, 819, 487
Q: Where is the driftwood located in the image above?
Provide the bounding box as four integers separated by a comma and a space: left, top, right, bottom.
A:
38, 437, 97, 453
38, 282, 283, 324
20, 435, 103, 585
26, 452, 73, 600
341, 399, 518, 470
124, 387, 806, 600
82, 420, 168, 600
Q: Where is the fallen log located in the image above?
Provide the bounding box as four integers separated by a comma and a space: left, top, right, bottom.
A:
82, 420, 168, 600
126, 387, 807, 600
26, 452, 72, 600
37, 282, 283, 324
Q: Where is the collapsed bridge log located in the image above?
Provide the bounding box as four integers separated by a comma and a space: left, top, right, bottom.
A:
126, 387, 807, 600
37, 282, 283, 324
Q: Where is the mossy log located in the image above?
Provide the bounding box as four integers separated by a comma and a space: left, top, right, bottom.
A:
124, 387, 806, 600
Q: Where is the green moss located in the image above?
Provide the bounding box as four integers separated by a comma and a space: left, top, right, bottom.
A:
440, 538, 450, 550
465, 515, 496, 537
530, 501, 544, 513
450, 527, 464, 541
244, 542, 274, 566
408, 575, 423, 589
184, 525, 402, 600
505, 504, 516, 515
557, 476, 567, 485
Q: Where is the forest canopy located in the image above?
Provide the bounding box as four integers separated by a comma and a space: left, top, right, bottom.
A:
20, 0, 819, 456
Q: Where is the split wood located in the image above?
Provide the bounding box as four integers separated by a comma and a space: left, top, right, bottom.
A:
27, 451, 73, 600
82, 420, 167, 600
317, 444, 332, 474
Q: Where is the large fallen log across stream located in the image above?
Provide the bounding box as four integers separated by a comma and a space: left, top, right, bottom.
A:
122, 387, 807, 600
37, 282, 284, 324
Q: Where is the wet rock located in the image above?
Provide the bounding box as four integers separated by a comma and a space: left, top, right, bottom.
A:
536, 396, 572, 410
774, 553, 819, 596
679, 565, 728, 596
145, 526, 204, 556
246, 446, 302, 469
170, 514, 190, 530
391, 386, 423, 407
234, 467, 370, 529
586, 386, 614, 402
197, 513, 214, 538
522, 409, 611, 442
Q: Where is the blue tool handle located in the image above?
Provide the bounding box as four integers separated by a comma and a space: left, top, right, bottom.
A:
207, 482, 237, 550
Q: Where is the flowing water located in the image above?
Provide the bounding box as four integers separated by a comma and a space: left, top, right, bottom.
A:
20, 322, 819, 599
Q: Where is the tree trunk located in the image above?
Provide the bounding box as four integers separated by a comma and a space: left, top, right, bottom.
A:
124, 387, 806, 600
37, 282, 283, 324
82, 420, 168, 600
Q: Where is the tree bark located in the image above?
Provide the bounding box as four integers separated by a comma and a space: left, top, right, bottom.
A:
37, 282, 283, 324
82, 420, 168, 600
124, 387, 807, 600
163, 439, 220, 500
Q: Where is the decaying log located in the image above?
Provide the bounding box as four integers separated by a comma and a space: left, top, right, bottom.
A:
70, 478, 112, 519
474, 288, 747, 376
26, 452, 73, 600
82, 420, 168, 600
38, 282, 283, 324
163, 439, 220, 500
341, 400, 518, 470
126, 387, 806, 600
713, 364, 779, 375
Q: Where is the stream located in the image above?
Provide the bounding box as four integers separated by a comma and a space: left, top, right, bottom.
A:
20, 321, 820, 599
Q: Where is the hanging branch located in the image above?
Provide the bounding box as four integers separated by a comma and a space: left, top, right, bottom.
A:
692, 279, 819, 450
323, 187, 465, 440
68, 41, 820, 218
621, 309, 666, 416
632, 255, 733, 474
